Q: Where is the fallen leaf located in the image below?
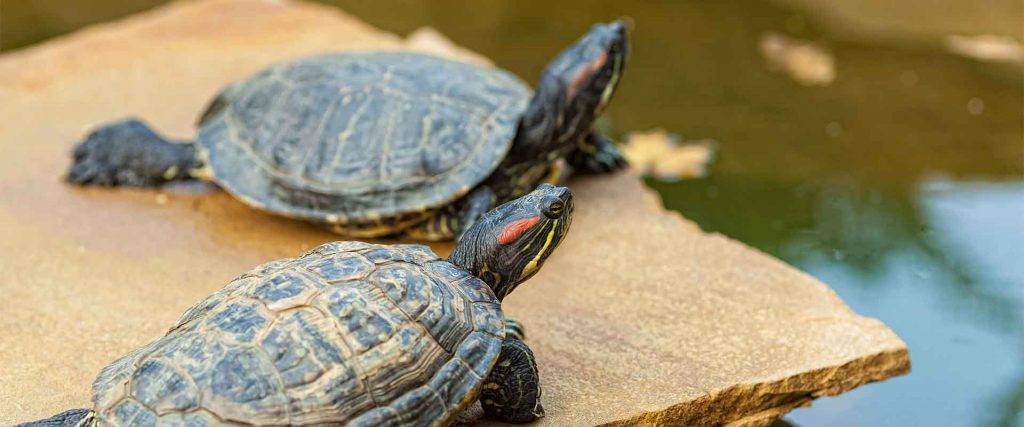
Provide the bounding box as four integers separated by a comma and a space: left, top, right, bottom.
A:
622, 129, 716, 181
760, 32, 835, 86
945, 34, 1024, 64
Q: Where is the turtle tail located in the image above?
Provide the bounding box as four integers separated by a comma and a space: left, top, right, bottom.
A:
16, 408, 96, 427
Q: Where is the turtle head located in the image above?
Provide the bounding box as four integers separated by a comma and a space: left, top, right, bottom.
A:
449, 184, 573, 301
554, 20, 629, 119
508, 20, 629, 164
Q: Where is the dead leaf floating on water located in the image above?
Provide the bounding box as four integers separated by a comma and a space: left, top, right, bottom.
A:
945, 34, 1024, 64
622, 129, 716, 181
759, 32, 835, 86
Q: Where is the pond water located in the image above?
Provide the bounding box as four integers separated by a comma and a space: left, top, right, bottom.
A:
3, 0, 1022, 425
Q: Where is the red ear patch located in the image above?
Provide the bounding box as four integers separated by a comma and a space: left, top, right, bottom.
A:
497, 216, 541, 245
566, 51, 609, 100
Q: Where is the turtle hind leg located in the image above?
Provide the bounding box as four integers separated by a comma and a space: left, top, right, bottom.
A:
481, 338, 544, 423
66, 118, 201, 187
16, 408, 95, 427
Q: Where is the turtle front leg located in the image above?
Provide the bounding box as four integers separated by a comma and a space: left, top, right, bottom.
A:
567, 131, 628, 175
481, 336, 544, 423
403, 186, 495, 241
504, 318, 526, 341
67, 118, 203, 187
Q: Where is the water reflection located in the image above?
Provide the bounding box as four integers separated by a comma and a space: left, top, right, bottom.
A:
916, 182, 1023, 427
657, 176, 1023, 425
659, 173, 1019, 421
658, 177, 1022, 333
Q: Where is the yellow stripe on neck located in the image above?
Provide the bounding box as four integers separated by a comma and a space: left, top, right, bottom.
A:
521, 220, 557, 278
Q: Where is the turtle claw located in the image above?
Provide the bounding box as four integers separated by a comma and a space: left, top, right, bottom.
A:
67, 157, 117, 186
588, 147, 628, 173
568, 133, 629, 175
66, 118, 197, 187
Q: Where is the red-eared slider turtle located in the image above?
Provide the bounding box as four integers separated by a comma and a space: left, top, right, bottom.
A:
66, 22, 627, 240
24, 185, 572, 426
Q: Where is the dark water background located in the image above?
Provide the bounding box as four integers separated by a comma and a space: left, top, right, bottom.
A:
3, 1, 1022, 425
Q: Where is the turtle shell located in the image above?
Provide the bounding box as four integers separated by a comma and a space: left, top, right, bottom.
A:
195, 52, 531, 228
90, 241, 505, 426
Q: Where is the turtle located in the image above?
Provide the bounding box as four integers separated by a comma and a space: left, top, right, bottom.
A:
22, 184, 573, 427
65, 21, 628, 240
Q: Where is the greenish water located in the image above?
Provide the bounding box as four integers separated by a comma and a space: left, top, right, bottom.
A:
3, 0, 1022, 425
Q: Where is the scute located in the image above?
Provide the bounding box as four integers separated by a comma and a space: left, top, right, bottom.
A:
196, 52, 531, 224
91, 242, 503, 426
205, 347, 289, 422
128, 359, 199, 413
201, 300, 269, 343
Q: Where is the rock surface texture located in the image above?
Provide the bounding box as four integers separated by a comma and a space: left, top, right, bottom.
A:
0, 0, 909, 425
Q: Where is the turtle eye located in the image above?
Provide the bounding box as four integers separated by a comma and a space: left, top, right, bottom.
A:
543, 200, 564, 218
540, 192, 568, 219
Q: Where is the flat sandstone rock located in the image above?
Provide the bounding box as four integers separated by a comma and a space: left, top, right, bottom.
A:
0, 0, 909, 425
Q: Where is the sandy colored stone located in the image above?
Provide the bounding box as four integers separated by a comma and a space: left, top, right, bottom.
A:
405, 26, 494, 68
0, 0, 909, 425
